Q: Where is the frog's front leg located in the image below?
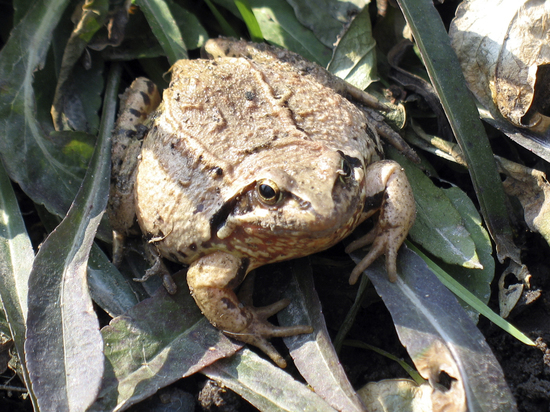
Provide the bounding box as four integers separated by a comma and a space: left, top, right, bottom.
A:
187, 251, 313, 368
346, 160, 415, 283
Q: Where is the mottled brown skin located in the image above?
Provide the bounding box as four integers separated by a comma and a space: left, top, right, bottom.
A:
108, 39, 416, 368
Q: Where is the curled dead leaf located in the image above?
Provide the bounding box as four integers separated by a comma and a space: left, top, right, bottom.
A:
358, 379, 433, 412
495, 156, 548, 317
356, 342, 468, 412
450, 0, 550, 131
497, 156, 550, 245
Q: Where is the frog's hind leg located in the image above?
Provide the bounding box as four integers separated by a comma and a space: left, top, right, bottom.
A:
346, 160, 415, 283
108, 78, 161, 264
187, 252, 313, 368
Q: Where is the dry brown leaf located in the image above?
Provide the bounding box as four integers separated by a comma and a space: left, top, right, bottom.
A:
495, 156, 550, 316
450, 0, 550, 131
358, 379, 433, 412
497, 157, 550, 244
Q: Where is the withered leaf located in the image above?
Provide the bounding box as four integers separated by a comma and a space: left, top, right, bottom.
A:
450, 0, 550, 131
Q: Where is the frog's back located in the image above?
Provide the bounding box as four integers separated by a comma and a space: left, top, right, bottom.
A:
164, 58, 378, 164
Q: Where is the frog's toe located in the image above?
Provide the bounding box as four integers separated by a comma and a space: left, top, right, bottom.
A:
224, 302, 313, 368
231, 333, 288, 368
346, 224, 404, 284
254, 298, 293, 318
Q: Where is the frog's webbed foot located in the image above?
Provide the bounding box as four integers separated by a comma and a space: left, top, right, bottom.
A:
224, 298, 313, 369
346, 160, 415, 284
187, 252, 313, 368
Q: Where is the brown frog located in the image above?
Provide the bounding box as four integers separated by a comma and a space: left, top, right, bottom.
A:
108, 38, 416, 368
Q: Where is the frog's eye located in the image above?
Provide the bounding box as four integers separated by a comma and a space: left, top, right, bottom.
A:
256, 179, 282, 205
337, 150, 362, 184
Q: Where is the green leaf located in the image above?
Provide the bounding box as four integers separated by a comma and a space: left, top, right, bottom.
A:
278, 259, 365, 412
388, 147, 483, 269
13, 0, 36, 26
0, 162, 37, 408
235, 0, 263, 41
136, 0, 188, 64
50, 0, 109, 131
328, 5, 377, 90
204, 0, 240, 38
439, 186, 494, 322
167, 1, 209, 50
66, 56, 105, 134
408, 243, 534, 347
351, 246, 518, 411
286, 0, 369, 48
396, 0, 518, 265
87, 244, 140, 317
24, 63, 120, 412
202, 349, 337, 412
249, 0, 332, 66
99, 6, 166, 61
91, 274, 242, 411
33, 200, 139, 318
0, 0, 82, 218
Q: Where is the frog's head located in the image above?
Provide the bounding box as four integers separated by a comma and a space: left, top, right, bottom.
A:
212, 143, 368, 262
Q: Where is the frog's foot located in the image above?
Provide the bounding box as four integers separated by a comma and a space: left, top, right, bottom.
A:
346, 223, 404, 284
187, 252, 313, 368
346, 160, 415, 284
224, 300, 313, 368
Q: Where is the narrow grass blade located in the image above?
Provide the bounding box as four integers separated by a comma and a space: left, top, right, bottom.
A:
408, 242, 535, 346
235, 0, 263, 41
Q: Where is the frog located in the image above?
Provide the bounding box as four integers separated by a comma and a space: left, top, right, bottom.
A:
107, 38, 416, 368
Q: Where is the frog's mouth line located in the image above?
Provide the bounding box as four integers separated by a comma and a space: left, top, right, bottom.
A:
209, 182, 256, 238
213, 203, 364, 242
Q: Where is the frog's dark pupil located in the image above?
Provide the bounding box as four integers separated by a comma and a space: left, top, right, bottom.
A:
259, 184, 276, 199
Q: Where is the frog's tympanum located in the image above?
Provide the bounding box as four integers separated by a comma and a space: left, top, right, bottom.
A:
108, 39, 416, 368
